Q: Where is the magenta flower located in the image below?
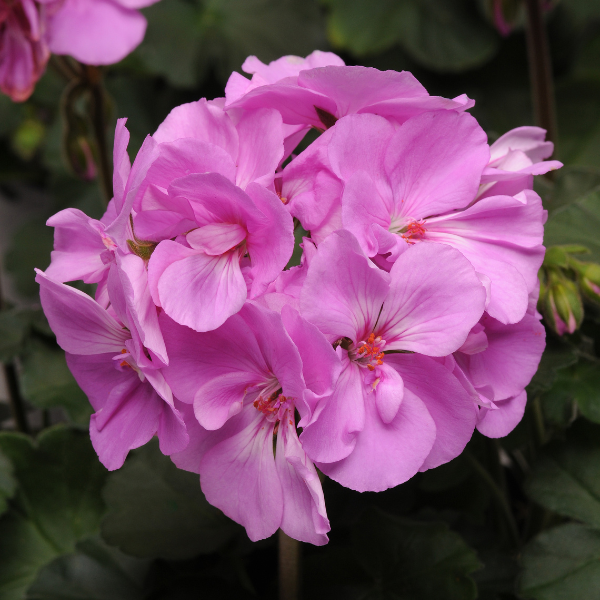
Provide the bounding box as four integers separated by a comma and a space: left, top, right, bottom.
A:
36, 269, 187, 470
0, 0, 159, 101
297, 230, 485, 492
161, 302, 340, 543
0, 0, 48, 101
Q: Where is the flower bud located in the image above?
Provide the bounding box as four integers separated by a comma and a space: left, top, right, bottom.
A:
542, 274, 583, 335
578, 263, 600, 305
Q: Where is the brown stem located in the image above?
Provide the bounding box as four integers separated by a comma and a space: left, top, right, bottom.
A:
85, 65, 113, 207
0, 272, 29, 434
278, 529, 301, 600
524, 0, 558, 156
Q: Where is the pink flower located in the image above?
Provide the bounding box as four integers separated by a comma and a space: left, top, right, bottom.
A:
285, 111, 549, 325
450, 294, 546, 437
297, 230, 485, 492
36, 269, 187, 470
0, 0, 159, 101
161, 302, 341, 543
0, 0, 49, 101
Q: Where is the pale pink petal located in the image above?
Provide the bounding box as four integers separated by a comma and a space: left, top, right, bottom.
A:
200, 406, 283, 542
47, 0, 147, 65
384, 111, 489, 219
45, 209, 109, 284
300, 359, 365, 464
379, 243, 486, 356
36, 269, 129, 355
373, 363, 404, 424
476, 391, 527, 438
153, 99, 238, 159
245, 183, 295, 298
187, 223, 246, 256
151, 241, 247, 332
277, 417, 329, 545
89, 376, 163, 470
317, 386, 435, 492
490, 126, 554, 163
300, 230, 390, 343
387, 354, 477, 471
112, 118, 131, 209
235, 108, 284, 189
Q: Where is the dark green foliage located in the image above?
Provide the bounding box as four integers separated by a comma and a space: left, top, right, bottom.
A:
101, 440, 240, 560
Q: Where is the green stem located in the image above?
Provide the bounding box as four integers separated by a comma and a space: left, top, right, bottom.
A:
532, 394, 546, 446
464, 451, 520, 548
279, 529, 301, 600
524, 0, 558, 155
0, 272, 29, 434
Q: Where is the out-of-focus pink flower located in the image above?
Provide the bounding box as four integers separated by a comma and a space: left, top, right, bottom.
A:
36, 269, 187, 470
162, 302, 340, 543
0, 0, 160, 101
297, 231, 485, 492
0, 0, 49, 101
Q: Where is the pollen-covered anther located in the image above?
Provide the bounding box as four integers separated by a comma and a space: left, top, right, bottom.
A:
401, 219, 427, 244
353, 332, 386, 370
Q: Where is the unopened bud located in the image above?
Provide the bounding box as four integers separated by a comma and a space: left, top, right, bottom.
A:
543, 275, 583, 336
578, 263, 600, 305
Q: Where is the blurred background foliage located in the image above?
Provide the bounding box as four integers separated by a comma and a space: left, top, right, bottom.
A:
1, 0, 600, 598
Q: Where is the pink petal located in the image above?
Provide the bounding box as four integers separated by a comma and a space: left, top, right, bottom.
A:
300, 230, 390, 343
113, 119, 131, 209
300, 359, 365, 464
276, 417, 329, 545
373, 363, 404, 424
490, 126, 554, 163
387, 354, 477, 471
187, 223, 247, 255
47, 0, 147, 65
379, 243, 486, 356
150, 241, 247, 332
476, 391, 527, 438
153, 99, 238, 159
383, 110, 489, 219
200, 406, 283, 542
36, 269, 129, 355
45, 208, 109, 284
317, 386, 435, 492
235, 108, 284, 189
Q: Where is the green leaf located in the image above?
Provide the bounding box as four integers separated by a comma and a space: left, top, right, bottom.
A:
542, 362, 600, 424
545, 189, 600, 264
526, 422, 600, 528
101, 439, 239, 560
324, 0, 498, 71
323, 0, 408, 56
397, 0, 499, 72
4, 219, 53, 299
0, 309, 30, 363
519, 523, 600, 600
0, 448, 17, 518
352, 509, 482, 599
26, 537, 151, 600
0, 427, 108, 600
20, 338, 92, 426
545, 165, 600, 216
135, 0, 204, 88
527, 339, 579, 397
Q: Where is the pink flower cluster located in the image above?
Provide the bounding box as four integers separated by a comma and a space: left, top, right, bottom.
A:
0, 0, 159, 101
37, 51, 559, 545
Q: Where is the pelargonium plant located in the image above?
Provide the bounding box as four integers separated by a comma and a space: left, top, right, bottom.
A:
36, 50, 560, 545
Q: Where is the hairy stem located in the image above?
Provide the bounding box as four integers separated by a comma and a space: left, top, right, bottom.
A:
85, 65, 113, 207
465, 451, 520, 548
524, 0, 558, 154
279, 529, 301, 600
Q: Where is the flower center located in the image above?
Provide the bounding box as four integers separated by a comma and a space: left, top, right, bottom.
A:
389, 216, 427, 245
350, 332, 386, 371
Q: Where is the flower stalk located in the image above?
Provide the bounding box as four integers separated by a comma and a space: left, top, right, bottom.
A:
279, 529, 301, 600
